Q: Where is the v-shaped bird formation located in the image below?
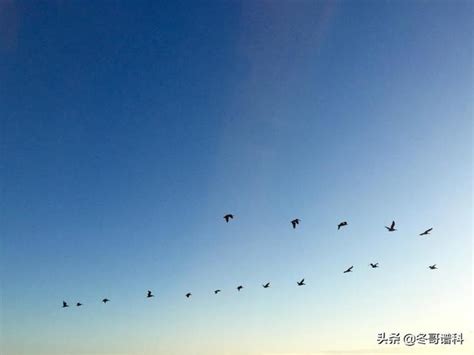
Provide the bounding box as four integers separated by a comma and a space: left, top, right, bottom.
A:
61, 216, 436, 309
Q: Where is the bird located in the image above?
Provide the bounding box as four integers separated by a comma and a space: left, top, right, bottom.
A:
185, 292, 192, 298
214, 289, 221, 294
385, 221, 397, 232
76, 302, 83, 307
338, 221, 348, 230
262, 282, 270, 288
102, 298, 110, 304
429, 264, 437, 270
237, 285, 244, 291
343, 266, 354, 273
223, 214, 234, 223
146, 290, 154, 298
62, 301, 69, 308
370, 263, 379, 268
297, 278, 306, 286
291, 218, 300, 229
419, 228, 433, 236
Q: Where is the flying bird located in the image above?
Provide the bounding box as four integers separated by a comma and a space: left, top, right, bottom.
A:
419, 228, 433, 236
185, 292, 192, 298
385, 221, 397, 232
370, 263, 379, 268
338, 221, 348, 230
343, 266, 354, 273
76, 302, 83, 307
297, 278, 306, 286
223, 214, 234, 223
429, 264, 437, 270
102, 298, 110, 304
146, 290, 154, 298
262, 282, 270, 288
291, 219, 300, 229
62, 301, 69, 308
237, 285, 244, 291
214, 289, 221, 294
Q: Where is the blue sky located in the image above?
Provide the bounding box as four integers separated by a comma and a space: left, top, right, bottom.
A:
1, 1, 472, 354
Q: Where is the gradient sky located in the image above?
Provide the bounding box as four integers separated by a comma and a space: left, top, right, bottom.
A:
1, 1, 472, 355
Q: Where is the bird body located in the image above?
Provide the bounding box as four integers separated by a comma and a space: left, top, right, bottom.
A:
370, 263, 379, 268
237, 285, 243, 291
338, 221, 348, 230
102, 298, 110, 304
429, 264, 437, 270
297, 278, 305, 286
214, 289, 221, 294
223, 214, 234, 223
420, 228, 433, 236
62, 301, 69, 308
76, 302, 83, 307
185, 293, 192, 298
147, 290, 154, 298
385, 221, 397, 232
291, 219, 300, 229
262, 282, 270, 288
343, 266, 354, 273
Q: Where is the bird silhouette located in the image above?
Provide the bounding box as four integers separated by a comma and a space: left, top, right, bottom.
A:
429, 264, 437, 270
262, 282, 270, 288
214, 289, 221, 294
62, 301, 69, 308
76, 302, 83, 307
419, 228, 433, 236
297, 278, 306, 286
343, 266, 354, 273
102, 298, 110, 304
338, 221, 348, 230
385, 221, 397, 232
146, 290, 154, 298
223, 214, 234, 223
185, 292, 192, 298
370, 263, 379, 268
291, 219, 300, 229
237, 285, 244, 291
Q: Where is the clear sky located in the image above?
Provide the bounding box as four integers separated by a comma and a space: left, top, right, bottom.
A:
1, 1, 472, 354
